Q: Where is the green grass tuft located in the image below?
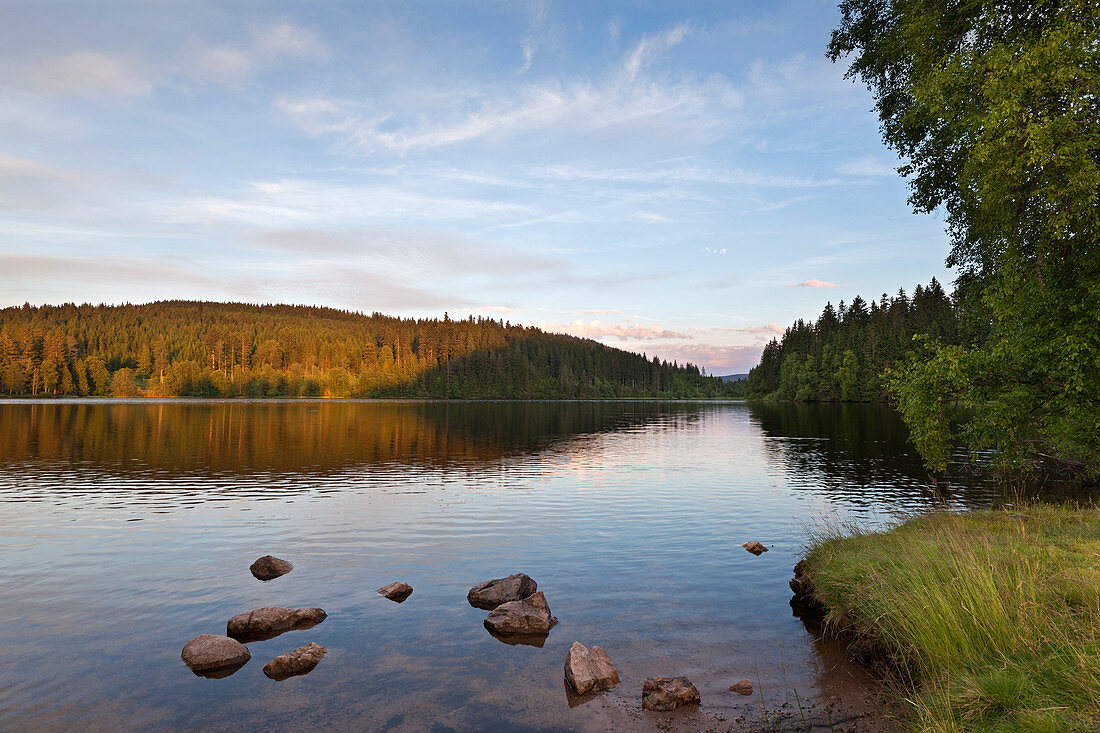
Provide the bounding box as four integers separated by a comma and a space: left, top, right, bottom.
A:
801, 504, 1100, 732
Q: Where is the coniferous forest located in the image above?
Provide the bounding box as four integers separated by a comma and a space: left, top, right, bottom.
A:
745, 277, 987, 402
0, 301, 734, 399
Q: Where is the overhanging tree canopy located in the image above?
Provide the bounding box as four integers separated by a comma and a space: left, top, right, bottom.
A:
829, 0, 1100, 476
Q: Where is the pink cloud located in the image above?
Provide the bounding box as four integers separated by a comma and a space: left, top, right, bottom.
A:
461, 306, 622, 316
631, 342, 766, 374
691, 323, 784, 336
788, 279, 844, 288
537, 319, 689, 340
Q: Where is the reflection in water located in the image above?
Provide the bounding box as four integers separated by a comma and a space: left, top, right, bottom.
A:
485, 627, 552, 648
0, 399, 707, 474
191, 661, 250, 680
0, 400, 1090, 732
747, 401, 1081, 507
226, 618, 326, 644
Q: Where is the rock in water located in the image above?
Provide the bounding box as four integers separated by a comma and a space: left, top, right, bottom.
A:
789, 559, 826, 615
642, 676, 700, 711
181, 634, 251, 677
226, 606, 327, 642
262, 642, 327, 681
250, 555, 293, 581
483, 591, 557, 636
742, 541, 769, 555
377, 581, 413, 602
789, 558, 813, 598
467, 573, 538, 610
730, 679, 753, 696
564, 641, 620, 695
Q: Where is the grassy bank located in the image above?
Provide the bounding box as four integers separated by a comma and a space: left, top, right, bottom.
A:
800, 505, 1100, 732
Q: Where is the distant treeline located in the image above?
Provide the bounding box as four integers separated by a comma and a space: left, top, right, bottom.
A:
745, 278, 987, 402
0, 301, 734, 399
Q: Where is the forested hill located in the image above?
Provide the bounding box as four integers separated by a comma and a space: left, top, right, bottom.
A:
745, 278, 987, 402
0, 301, 733, 399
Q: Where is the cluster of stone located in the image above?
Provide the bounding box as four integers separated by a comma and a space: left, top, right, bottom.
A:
180, 555, 327, 681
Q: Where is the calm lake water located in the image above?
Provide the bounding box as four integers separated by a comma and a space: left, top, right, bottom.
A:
0, 400, 1055, 731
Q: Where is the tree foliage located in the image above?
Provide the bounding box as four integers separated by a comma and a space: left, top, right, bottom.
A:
0, 301, 733, 400
746, 279, 973, 403
830, 0, 1100, 477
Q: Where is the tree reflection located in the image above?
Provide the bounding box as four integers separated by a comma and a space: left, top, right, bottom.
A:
0, 400, 710, 475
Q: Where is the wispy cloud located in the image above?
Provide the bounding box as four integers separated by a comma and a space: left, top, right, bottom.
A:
703, 247, 727, 254
252, 227, 560, 276
0, 154, 82, 210
838, 156, 897, 178
173, 177, 533, 226
278, 78, 738, 154
518, 1, 549, 74
276, 23, 737, 154
6, 21, 328, 97
252, 21, 328, 59
622, 23, 690, 82
0, 252, 222, 289
531, 162, 839, 189
177, 22, 328, 84
0, 252, 455, 312
20, 51, 154, 96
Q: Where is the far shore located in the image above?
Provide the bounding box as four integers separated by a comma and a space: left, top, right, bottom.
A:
0, 395, 748, 402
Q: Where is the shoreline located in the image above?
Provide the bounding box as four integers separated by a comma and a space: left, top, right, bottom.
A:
791, 505, 1100, 732
0, 395, 747, 403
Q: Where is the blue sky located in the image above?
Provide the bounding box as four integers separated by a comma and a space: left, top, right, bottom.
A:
0, 1, 953, 373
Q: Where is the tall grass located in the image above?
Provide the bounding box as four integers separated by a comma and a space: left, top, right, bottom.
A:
802, 504, 1100, 732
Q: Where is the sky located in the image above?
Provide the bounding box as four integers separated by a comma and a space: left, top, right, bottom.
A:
0, 0, 955, 374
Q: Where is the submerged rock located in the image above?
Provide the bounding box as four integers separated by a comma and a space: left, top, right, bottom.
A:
262, 642, 327, 681
226, 606, 327, 642
377, 582, 413, 602
742, 541, 769, 556
250, 555, 293, 581
564, 641, 620, 696
181, 634, 251, 677
642, 676, 700, 711
730, 679, 753, 696
484, 591, 557, 636
467, 573, 537, 610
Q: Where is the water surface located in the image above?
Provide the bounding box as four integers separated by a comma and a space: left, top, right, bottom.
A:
0, 400, 1049, 731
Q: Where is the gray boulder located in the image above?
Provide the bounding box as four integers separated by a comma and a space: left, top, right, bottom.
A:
564, 641, 620, 695
250, 555, 293, 580
483, 591, 557, 636
467, 573, 537, 610
226, 606, 327, 642
642, 675, 700, 711
262, 642, 327, 681
181, 634, 251, 677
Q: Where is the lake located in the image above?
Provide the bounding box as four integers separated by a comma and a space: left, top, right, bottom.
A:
0, 400, 1051, 731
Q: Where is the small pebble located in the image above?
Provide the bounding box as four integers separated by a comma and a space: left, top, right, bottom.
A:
730, 679, 753, 695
